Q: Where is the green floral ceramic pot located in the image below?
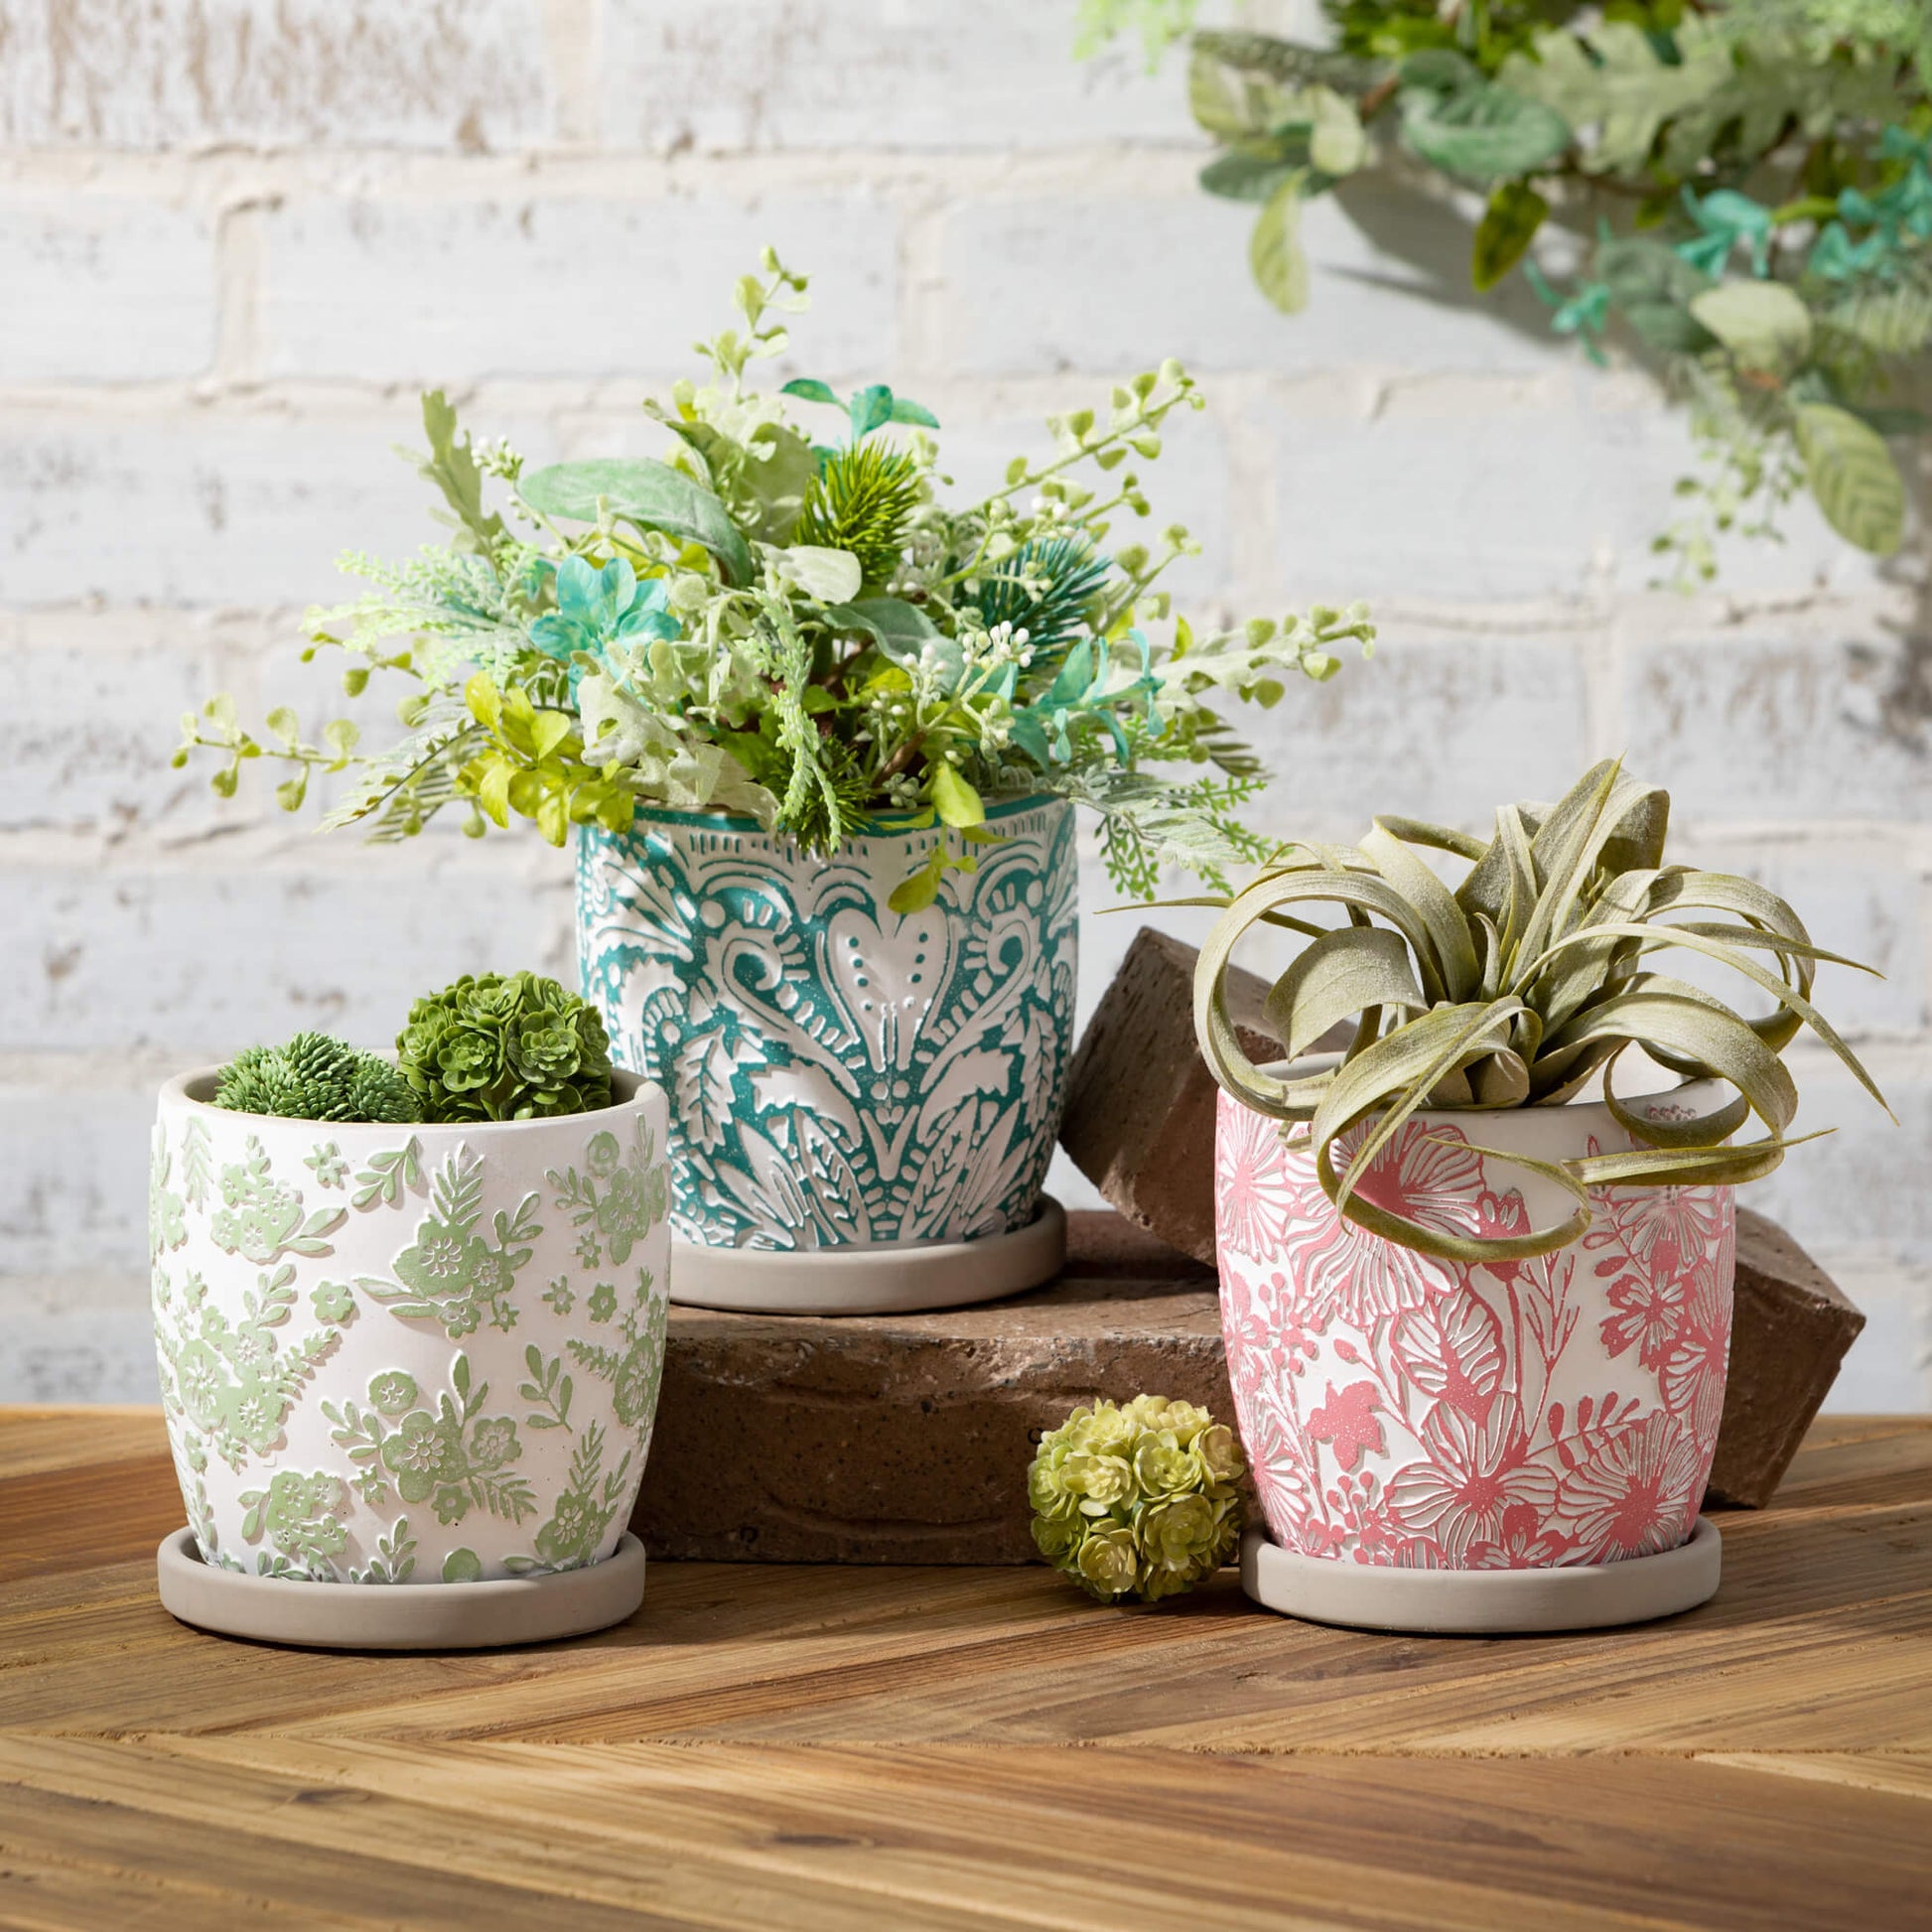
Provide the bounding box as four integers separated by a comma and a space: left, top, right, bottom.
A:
150, 1068, 671, 1584
575, 795, 1079, 1255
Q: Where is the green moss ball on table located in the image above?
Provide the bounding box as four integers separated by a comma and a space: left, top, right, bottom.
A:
1029, 1395, 1247, 1603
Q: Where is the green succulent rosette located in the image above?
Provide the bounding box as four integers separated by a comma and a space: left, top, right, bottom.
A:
214, 1031, 416, 1124
1029, 1393, 1246, 1604
395, 970, 615, 1123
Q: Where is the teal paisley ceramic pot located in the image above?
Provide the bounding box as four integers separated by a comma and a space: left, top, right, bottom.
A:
150, 1069, 672, 1585
575, 794, 1078, 1257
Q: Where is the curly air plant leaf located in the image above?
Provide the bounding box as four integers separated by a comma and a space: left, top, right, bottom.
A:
1029, 1394, 1246, 1603
215, 1034, 417, 1124
1191, 760, 1892, 1263
395, 971, 615, 1124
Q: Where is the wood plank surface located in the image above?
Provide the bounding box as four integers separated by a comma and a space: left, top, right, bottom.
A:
1, 1407, 1928, 1929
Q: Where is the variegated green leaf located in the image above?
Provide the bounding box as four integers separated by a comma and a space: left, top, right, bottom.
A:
1795, 403, 1905, 556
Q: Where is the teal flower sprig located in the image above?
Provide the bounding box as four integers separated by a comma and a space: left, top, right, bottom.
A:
1029, 1394, 1246, 1603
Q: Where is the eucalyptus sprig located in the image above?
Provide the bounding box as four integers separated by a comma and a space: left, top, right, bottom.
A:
178, 250, 1375, 898
1191, 760, 1892, 1262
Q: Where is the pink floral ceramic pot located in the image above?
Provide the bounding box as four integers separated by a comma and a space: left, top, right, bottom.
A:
1215, 1078, 1735, 1573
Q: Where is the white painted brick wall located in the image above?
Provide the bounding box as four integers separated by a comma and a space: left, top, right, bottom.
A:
2, 0, 1927, 1415
0, 196, 218, 379
262, 191, 900, 381
1, 0, 551, 149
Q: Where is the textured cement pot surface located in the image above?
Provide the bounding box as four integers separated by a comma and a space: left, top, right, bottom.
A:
151, 1070, 672, 1585
1215, 1079, 1736, 1572
576, 796, 1077, 1253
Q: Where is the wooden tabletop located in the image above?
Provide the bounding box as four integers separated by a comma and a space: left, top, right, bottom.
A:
1, 1409, 1928, 1930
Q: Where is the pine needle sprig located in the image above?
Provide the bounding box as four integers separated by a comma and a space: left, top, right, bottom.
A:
794, 442, 922, 587
971, 537, 1113, 660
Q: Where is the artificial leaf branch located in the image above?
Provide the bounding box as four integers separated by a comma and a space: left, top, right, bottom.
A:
1078, 2, 1932, 578
1190, 759, 1892, 1262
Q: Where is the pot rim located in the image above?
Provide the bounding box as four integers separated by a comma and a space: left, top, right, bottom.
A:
590, 790, 1071, 840
1244, 1054, 1736, 1132
158, 1063, 660, 1136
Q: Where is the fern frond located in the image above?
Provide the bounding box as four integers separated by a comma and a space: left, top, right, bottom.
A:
1049, 764, 1271, 897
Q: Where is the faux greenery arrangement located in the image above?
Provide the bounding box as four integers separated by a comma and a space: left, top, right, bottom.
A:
1079, 1, 1932, 578
212, 971, 613, 1126
176, 252, 1374, 905
1192, 759, 1891, 1259
214, 1034, 416, 1125
1029, 1394, 1247, 1601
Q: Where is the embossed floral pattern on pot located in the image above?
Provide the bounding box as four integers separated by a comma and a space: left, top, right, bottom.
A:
1215, 1084, 1735, 1571
151, 1070, 672, 1585
576, 796, 1078, 1250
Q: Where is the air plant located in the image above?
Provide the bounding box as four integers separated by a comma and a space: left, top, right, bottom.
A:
1192, 760, 1891, 1260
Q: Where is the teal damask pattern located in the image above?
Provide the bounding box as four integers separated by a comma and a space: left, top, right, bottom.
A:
575, 799, 1079, 1250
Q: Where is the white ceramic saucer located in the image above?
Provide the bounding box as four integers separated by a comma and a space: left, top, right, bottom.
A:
156, 1528, 646, 1650
1240, 1517, 1723, 1634
668, 1195, 1066, 1314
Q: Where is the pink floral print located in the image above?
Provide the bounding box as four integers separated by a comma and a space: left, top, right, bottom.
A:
1218, 1098, 1733, 1571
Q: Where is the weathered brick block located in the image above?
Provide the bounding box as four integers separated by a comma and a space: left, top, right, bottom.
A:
1710, 1209, 1868, 1507
635, 1211, 1229, 1564
1059, 925, 1281, 1268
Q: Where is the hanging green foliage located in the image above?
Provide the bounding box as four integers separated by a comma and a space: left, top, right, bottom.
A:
1077, 2, 1932, 579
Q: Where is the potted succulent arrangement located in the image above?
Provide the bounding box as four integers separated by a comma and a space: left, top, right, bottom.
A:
176, 251, 1374, 1314
1078, 3, 1932, 579
1191, 760, 1888, 1632
149, 970, 673, 1649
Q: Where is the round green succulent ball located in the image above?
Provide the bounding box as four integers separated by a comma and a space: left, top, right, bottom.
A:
214, 1033, 417, 1124
1028, 1394, 1246, 1605
395, 970, 615, 1123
